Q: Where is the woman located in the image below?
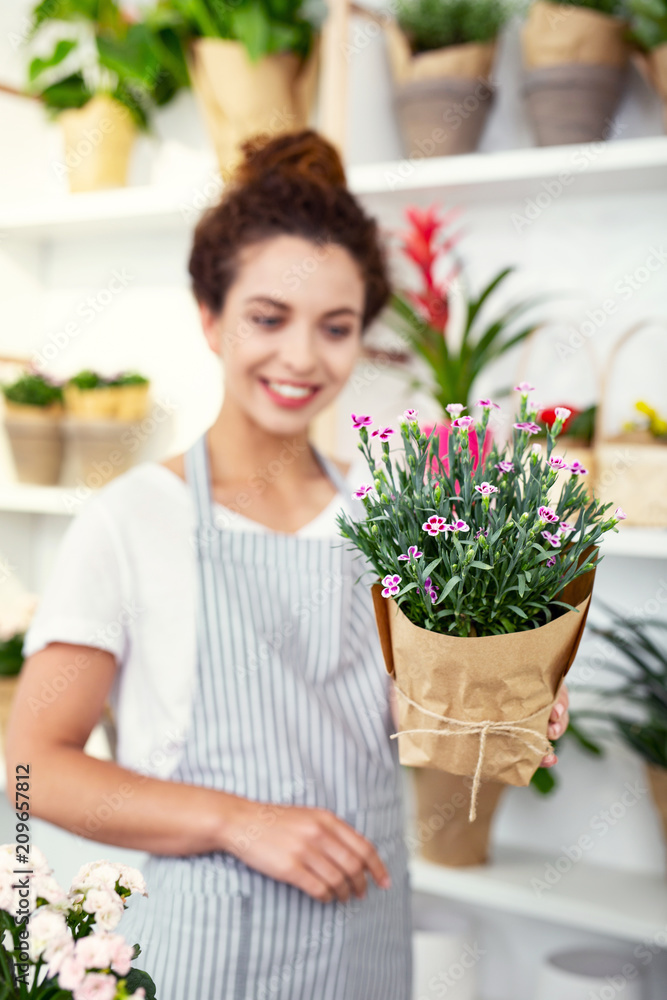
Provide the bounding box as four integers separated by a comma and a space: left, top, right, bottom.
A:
8, 130, 567, 1000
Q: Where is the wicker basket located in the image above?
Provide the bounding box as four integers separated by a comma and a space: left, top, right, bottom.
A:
3, 400, 65, 485
61, 417, 141, 486
593, 322, 667, 527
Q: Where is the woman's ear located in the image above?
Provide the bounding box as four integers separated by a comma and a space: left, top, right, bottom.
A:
198, 301, 221, 356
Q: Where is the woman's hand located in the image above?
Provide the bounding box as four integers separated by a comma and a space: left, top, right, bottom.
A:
541, 684, 569, 767
222, 799, 391, 905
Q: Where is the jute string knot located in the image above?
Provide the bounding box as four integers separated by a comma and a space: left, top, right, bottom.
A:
390, 685, 553, 822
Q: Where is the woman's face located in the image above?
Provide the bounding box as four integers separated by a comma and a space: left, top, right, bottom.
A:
200, 234, 366, 436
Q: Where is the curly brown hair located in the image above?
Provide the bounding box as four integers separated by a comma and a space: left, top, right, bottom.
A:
188, 130, 391, 331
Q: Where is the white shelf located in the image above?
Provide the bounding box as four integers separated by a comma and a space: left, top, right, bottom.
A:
0, 483, 666, 558
1, 136, 666, 239
410, 847, 667, 943
0, 483, 83, 515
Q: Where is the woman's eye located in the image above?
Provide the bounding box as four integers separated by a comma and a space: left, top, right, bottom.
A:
326, 325, 352, 338
251, 314, 281, 327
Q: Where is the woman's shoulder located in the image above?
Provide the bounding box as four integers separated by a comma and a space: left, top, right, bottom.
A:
77, 456, 193, 531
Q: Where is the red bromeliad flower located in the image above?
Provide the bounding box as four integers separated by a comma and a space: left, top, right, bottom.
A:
400, 204, 462, 334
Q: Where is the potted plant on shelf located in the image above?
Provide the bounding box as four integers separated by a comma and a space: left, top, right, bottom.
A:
521, 0, 631, 145
62, 369, 151, 486
387, 203, 546, 466
25, 0, 189, 192
629, 0, 667, 128
570, 606, 667, 856
338, 388, 624, 825
156, 0, 323, 175
384, 0, 511, 157
0, 847, 155, 999
1, 372, 65, 485
0, 595, 37, 750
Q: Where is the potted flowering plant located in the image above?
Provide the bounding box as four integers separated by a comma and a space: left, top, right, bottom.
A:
387, 203, 545, 469
338, 386, 624, 823
535, 402, 597, 497
0, 846, 154, 999
521, 0, 631, 145
1, 372, 65, 485
384, 0, 512, 157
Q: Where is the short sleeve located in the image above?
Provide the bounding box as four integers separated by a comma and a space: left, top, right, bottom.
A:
22, 498, 128, 663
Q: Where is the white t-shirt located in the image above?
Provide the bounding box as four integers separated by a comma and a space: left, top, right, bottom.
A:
22, 449, 373, 780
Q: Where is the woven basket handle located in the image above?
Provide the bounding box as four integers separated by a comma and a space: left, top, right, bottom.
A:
514, 324, 601, 410
593, 319, 667, 447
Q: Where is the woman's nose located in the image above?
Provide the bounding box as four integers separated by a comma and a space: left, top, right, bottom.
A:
281, 323, 318, 374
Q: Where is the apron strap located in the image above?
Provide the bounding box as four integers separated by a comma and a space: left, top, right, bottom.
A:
184, 432, 214, 527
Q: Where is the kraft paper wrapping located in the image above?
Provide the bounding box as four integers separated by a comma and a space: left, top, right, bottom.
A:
522, 1, 629, 69
59, 95, 136, 193
384, 19, 496, 84
412, 768, 505, 866
187, 38, 320, 175
372, 568, 595, 802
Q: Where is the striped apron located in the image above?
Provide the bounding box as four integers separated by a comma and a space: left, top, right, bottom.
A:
120, 431, 413, 1000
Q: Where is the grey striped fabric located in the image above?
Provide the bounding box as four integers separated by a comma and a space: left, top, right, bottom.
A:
120, 432, 413, 999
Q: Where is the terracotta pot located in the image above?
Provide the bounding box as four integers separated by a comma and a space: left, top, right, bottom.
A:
412, 767, 505, 865
521, 1, 630, 146
0, 675, 20, 752
58, 95, 137, 193
3, 400, 64, 485
385, 21, 497, 157
187, 37, 320, 175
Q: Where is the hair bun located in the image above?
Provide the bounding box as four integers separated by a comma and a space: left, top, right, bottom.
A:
233, 129, 347, 190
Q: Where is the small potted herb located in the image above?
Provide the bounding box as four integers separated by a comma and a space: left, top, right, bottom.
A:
521, 0, 631, 145
385, 0, 512, 157
1, 372, 64, 484
0, 595, 37, 746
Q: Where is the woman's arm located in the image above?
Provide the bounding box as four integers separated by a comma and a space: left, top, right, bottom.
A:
5, 641, 391, 903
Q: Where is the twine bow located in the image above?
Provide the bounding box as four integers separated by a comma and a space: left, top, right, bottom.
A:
390, 685, 553, 822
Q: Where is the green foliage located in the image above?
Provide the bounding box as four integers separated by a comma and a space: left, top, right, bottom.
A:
337, 397, 619, 637
2, 373, 63, 407
571, 606, 667, 769
552, 0, 626, 14
68, 369, 148, 388
395, 0, 513, 53
0, 636, 24, 678
26, 0, 189, 126
160, 0, 322, 61
628, 0, 667, 48
388, 268, 546, 413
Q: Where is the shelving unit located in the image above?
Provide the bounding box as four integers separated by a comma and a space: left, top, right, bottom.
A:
1, 136, 666, 240
410, 848, 666, 944
1, 481, 665, 557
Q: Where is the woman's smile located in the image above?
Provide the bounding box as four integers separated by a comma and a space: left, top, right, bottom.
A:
259, 375, 323, 408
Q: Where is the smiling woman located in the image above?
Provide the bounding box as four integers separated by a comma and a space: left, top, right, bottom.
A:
9, 129, 415, 1000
